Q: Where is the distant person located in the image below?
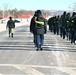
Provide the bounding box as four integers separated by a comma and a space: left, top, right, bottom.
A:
6, 16, 15, 37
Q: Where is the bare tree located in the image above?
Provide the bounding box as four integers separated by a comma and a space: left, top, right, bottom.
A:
2, 3, 11, 18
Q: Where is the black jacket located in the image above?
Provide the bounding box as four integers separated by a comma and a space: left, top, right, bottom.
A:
30, 16, 36, 34
7, 20, 15, 28
30, 15, 47, 34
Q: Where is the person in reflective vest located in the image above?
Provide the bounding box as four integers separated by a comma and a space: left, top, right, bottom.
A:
34, 10, 47, 51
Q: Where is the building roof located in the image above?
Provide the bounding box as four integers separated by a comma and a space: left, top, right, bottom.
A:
18, 14, 32, 18
2, 14, 49, 19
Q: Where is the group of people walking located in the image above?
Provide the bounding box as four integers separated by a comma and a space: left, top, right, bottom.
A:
48, 11, 76, 45
7, 10, 76, 51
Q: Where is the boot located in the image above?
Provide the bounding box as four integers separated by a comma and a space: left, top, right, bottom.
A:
11, 33, 13, 37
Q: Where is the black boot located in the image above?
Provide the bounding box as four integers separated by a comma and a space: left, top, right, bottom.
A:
11, 33, 13, 37
36, 48, 39, 51
40, 47, 43, 51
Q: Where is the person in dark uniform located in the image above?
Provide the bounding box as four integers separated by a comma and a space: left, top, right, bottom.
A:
70, 12, 76, 44
65, 13, 71, 41
53, 16, 57, 34
6, 16, 15, 37
48, 17, 53, 32
61, 11, 67, 39
56, 15, 60, 35
60, 15, 63, 38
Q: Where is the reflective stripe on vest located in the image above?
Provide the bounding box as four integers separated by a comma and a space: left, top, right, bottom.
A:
72, 20, 74, 22
35, 21, 44, 25
66, 20, 69, 23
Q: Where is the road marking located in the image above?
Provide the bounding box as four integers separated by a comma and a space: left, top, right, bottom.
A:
13, 65, 45, 75
0, 64, 76, 75
57, 67, 76, 75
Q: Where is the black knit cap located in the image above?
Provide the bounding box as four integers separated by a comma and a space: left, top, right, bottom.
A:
36, 10, 42, 14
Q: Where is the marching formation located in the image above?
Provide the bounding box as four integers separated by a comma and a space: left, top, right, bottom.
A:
48, 11, 76, 45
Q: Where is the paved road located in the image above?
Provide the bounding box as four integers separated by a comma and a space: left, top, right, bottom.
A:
0, 24, 76, 75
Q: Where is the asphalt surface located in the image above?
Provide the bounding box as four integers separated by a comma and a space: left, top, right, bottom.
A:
0, 24, 76, 75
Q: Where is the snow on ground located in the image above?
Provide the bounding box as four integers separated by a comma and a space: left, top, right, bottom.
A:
0, 22, 29, 32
